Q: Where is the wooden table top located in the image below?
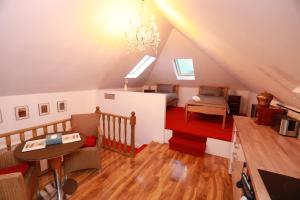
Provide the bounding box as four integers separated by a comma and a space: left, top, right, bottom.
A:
14, 133, 85, 161
233, 116, 300, 200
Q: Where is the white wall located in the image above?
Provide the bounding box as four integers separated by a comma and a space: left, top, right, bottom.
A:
246, 92, 258, 116
177, 86, 199, 107
230, 90, 251, 116
205, 138, 232, 158
96, 90, 166, 147
0, 88, 166, 148
270, 99, 300, 120
0, 90, 97, 134
147, 29, 247, 90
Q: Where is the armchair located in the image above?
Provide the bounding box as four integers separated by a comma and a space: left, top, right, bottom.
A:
0, 150, 39, 200
63, 113, 102, 175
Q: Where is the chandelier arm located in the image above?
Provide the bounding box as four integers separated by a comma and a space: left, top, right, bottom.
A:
125, 0, 160, 54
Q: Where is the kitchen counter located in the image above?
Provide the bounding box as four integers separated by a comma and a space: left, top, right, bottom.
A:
233, 116, 300, 200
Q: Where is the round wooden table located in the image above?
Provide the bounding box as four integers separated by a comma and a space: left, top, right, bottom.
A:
14, 133, 85, 200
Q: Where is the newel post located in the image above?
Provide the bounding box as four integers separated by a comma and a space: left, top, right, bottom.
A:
95, 106, 102, 147
130, 112, 136, 157
95, 106, 101, 114
95, 106, 102, 126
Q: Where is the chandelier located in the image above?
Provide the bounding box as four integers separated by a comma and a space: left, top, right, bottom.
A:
125, 0, 160, 54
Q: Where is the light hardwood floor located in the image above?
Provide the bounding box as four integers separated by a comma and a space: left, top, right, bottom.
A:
39, 142, 233, 200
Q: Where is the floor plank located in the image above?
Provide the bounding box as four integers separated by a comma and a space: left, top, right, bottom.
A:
39, 142, 233, 200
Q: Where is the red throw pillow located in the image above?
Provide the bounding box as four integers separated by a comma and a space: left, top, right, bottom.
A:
0, 162, 30, 176
81, 136, 97, 148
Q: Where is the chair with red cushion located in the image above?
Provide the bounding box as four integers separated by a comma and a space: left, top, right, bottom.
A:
63, 113, 102, 175
0, 150, 39, 200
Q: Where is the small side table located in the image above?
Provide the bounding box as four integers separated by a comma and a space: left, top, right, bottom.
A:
14, 133, 85, 200
228, 95, 241, 115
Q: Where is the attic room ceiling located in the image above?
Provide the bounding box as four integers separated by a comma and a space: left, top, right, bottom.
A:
0, 0, 299, 110
147, 28, 247, 90
154, 0, 300, 109
0, 0, 172, 95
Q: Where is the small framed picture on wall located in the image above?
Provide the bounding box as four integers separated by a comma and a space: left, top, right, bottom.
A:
15, 106, 29, 120
38, 103, 50, 116
57, 101, 67, 112
0, 109, 3, 123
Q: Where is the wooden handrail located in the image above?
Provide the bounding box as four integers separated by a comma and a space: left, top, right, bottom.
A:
95, 106, 136, 157
0, 118, 71, 150
0, 106, 136, 157
0, 106, 136, 177
0, 118, 70, 138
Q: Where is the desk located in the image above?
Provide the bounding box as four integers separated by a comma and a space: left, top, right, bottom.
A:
14, 133, 85, 200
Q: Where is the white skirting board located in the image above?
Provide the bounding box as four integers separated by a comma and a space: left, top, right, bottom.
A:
164, 129, 173, 143
205, 138, 232, 159
164, 129, 232, 159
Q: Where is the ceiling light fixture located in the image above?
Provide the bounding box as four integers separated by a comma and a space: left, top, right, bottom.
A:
125, 0, 160, 54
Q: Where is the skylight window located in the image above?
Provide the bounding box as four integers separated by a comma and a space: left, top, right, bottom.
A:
173, 58, 195, 80
125, 55, 156, 78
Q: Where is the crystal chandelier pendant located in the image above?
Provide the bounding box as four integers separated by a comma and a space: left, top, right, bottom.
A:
125, 0, 160, 54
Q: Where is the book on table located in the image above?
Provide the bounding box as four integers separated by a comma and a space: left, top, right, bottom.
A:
22, 139, 46, 152
62, 133, 81, 144
21, 133, 81, 152
46, 133, 62, 145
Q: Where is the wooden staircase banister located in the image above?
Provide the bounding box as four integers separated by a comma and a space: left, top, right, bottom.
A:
0, 107, 136, 158
0, 118, 71, 138
0, 118, 71, 151
95, 106, 136, 157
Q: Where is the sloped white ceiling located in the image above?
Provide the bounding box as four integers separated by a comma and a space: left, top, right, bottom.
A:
154, 0, 300, 109
147, 29, 247, 90
1, 0, 299, 110
0, 0, 172, 95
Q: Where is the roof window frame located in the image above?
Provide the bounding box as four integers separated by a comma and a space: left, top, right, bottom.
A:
125, 55, 156, 79
173, 58, 195, 80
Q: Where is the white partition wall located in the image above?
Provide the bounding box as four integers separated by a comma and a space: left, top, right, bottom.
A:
0, 90, 97, 134
0, 90, 97, 170
96, 90, 166, 147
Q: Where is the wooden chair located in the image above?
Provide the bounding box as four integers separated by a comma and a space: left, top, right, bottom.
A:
63, 113, 102, 175
0, 151, 39, 200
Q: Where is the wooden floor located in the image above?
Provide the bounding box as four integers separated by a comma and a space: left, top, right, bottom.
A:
39, 142, 233, 200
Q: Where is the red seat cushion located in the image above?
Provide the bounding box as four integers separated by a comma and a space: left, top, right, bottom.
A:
0, 162, 30, 176
81, 136, 97, 148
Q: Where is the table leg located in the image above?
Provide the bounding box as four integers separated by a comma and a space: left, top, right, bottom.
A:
222, 113, 226, 129
185, 106, 188, 122
49, 157, 63, 200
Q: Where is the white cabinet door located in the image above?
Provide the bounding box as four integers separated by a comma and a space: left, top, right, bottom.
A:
229, 124, 246, 200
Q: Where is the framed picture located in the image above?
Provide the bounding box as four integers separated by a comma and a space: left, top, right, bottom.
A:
15, 106, 29, 120
38, 103, 50, 116
57, 101, 67, 112
0, 109, 3, 123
